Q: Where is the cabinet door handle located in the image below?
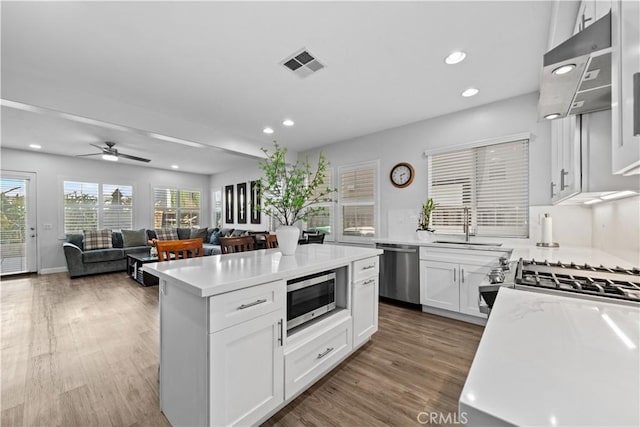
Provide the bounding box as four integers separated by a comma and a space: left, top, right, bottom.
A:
238, 299, 267, 310
363, 279, 375, 286
278, 319, 283, 347
453, 268, 457, 282
362, 264, 376, 270
461, 268, 465, 283
634, 73, 639, 136
560, 168, 569, 191
317, 347, 334, 359
550, 182, 557, 198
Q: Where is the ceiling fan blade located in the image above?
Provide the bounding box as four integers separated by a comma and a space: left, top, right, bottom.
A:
76, 153, 101, 157
89, 143, 107, 151
117, 152, 151, 163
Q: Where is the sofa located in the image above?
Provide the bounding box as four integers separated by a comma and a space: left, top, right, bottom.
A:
63, 227, 268, 278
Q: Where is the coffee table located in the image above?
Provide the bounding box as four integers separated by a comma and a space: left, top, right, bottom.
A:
126, 251, 160, 287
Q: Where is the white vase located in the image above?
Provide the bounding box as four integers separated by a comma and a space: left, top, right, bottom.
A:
150, 246, 158, 257
416, 230, 433, 241
276, 225, 300, 256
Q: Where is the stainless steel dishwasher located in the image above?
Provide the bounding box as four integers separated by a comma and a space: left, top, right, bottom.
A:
375, 243, 420, 304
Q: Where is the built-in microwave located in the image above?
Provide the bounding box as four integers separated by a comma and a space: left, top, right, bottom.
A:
287, 271, 336, 330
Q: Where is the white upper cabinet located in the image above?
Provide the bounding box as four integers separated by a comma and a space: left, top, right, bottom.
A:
611, 0, 640, 175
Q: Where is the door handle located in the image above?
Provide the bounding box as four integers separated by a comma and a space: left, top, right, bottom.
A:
317, 347, 334, 359
378, 246, 417, 253
453, 268, 456, 282
461, 268, 465, 283
277, 319, 283, 347
550, 182, 557, 198
560, 168, 569, 191
634, 73, 639, 136
237, 299, 267, 310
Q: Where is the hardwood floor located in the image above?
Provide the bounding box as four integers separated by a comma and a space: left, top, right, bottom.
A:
1, 272, 484, 426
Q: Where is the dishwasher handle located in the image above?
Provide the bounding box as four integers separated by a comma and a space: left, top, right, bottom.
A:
376, 245, 417, 253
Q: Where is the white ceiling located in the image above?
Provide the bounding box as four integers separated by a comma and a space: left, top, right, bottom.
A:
1, 1, 552, 174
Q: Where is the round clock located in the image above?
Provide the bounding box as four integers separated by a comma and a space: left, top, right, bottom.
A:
390, 162, 415, 188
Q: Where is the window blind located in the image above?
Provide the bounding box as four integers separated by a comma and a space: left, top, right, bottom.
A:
63, 181, 133, 232
102, 184, 133, 230
339, 163, 377, 238
428, 139, 529, 238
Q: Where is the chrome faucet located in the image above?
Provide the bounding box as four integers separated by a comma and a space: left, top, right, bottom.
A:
463, 207, 471, 242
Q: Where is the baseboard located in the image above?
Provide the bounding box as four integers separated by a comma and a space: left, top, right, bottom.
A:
421, 305, 487, 326
39, 267, 68, 275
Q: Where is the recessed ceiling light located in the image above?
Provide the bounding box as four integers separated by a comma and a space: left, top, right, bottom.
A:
263, 127, 274, 134
282, 119, 295, 127
445, 51, 467, 65
553, 64, 576, 75
461, 88, 479, 97
600, 190, 637, 200
29, 144, 42, 149
102, 154, 118, 162
544, 113, 561, 120
171, 165, 179, 169
584, 199, 603, 205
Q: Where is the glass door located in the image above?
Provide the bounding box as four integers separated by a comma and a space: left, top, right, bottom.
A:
1, 172, 37, 275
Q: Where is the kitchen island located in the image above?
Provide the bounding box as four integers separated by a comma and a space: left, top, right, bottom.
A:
460, 287, 640, 426
145, 244, 382, 427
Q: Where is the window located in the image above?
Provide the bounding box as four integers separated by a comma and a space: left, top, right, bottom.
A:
63, 181, 133, 232
306, 169, 333, 238
153, 188, 201, 228
338, 162, 377, 239
428, 138, 529, 237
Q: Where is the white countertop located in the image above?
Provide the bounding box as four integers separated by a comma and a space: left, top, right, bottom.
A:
460, 287, 640, 427
144, 244, 382, 297
374, 238, 637, 268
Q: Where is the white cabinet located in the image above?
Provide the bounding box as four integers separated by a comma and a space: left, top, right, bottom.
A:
574, 0, 611, 34
612, 0, 640, 175
351, 256, 379, 348
209, 310, 284, 426
550, 115, 581, 203
458, 264, 494, 317
420, 260, 459, 311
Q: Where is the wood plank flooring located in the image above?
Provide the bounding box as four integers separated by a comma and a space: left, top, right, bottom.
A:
1, 272, 484, 426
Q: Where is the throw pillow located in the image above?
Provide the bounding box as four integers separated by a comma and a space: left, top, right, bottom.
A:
190, 228, 208, 243
83, 229, 113, 250
209, 230, 224, 245
155, 228, 178, 241
231, 229, 249, 237
122, 229, 147, 247
219, 228, 234, 237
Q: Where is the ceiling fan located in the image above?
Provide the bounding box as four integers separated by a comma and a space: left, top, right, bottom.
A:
77, 141, 151, 163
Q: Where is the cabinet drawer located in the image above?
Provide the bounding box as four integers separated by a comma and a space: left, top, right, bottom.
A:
209, 280, 285, 333
284, 317, 352, 400
352, 256, 379, 282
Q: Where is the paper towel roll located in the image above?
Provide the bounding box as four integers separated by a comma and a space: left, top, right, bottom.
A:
541, 214, 553, 244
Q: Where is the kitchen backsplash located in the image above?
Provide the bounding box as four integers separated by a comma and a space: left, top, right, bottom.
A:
592, 196, 640, 266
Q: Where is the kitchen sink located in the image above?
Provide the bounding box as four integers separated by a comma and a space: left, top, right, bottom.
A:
433, 240, 503, 247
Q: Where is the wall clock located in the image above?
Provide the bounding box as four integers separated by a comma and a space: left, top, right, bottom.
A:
390, 162, 415, 188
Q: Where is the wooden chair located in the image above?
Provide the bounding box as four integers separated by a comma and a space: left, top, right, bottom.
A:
264, 234, 278, 249
156, 239, 204, 261
219, 236, 255, 254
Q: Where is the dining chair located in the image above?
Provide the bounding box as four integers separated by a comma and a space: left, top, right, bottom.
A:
156, 238, 204, 261
264, 234, 279, 249
305, 233, 325, 244
219, 236, 255, 254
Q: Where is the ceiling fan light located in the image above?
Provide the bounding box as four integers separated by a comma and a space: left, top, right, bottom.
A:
102, 154, 118, 162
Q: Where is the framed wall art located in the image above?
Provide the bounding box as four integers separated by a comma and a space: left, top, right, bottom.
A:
237, 182, 247, 224
224, 185, 234, 224
250, 180, 261, 224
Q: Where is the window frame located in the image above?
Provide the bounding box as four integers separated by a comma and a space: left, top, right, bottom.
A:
61, 180, 134, 233
425, 133, 530, 239
152, 186, 202, 229
336, 160, 380, 243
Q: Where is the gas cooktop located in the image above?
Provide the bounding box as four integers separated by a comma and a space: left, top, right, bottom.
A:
515, 259, 640, 303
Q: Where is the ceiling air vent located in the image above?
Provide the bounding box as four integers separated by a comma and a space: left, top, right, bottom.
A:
281, 49, 325, 78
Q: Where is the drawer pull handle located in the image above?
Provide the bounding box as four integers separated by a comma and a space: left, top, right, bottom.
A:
362, 264, 376, 270
363, 279, 375, 285
238, 299, 267, 310
317, 347, 334, 359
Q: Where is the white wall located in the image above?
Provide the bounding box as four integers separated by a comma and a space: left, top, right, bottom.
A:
1, 148, 210, 272
592, 196, 640, 265
301, 92, 552, 239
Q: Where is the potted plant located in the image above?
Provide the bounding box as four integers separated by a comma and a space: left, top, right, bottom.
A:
416, 198, 438, 240
258, 142, 335, 255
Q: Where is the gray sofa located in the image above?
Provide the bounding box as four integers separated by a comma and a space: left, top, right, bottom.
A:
64, 227, 267, 278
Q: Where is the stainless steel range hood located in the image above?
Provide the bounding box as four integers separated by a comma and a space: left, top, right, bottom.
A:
538, 11, 612, 121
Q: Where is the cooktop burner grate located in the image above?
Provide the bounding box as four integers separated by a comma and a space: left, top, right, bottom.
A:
516, 258, 640, 302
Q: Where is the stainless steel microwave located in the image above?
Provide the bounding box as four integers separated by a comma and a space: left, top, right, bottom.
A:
287, 272, 336, 330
